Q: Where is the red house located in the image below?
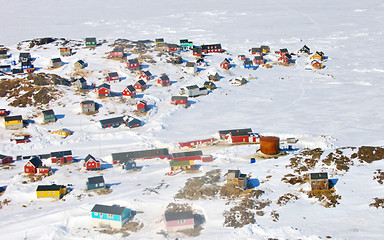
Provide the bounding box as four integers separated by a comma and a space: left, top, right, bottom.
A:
137, 100, 148, 112
96, 83, 110, 97
122, 85, 136, 98
178, 138, 215, 148
134, 80, 147, 92
171, 150, 203, 161
227, 130, 261, 144
127, 59, 140, 70
201, 44, 222, 54
0, 109, 6, 116
171, 96, 188, 107
0, 154, 13, 164
220, 59, 230, 70
193, 47, 202, 57
51, 150, 72, 164
157, 74, 170, 87
24, 157, 42, 174
106, 72, 119, 83
85, 154, 101, 170
110, 47, 124, 58
253, 56, 264, 65
278, 53, 292, 65
139, 71, 152, 81
167, 44, 180, 52
250, 47, 262, 56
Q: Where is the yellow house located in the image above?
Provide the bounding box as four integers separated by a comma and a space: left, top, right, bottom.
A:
51, 128, 71, 138
170, 160, 194, 172
4, 115, 23, 130
310, 51, 325, 61
36, 184, 67, 199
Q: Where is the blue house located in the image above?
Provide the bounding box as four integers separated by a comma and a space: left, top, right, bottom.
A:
0, 65, 11, 72
86, 176, 105, 190
91, 204, 132, 229
122, 159, 136, 170
243, 60, 253, 69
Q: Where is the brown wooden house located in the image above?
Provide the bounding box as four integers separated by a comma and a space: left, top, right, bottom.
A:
310, 172, 329, 191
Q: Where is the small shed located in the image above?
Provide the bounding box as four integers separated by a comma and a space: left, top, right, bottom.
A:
193, 47, 202, 57
60, 47, 72, 57
226, 169, 248, 190
127, 59, 140, 70
122, 159, 136, 170
298, 45, 310, 54
0, 154, 13, 165
261, 45, 270, 53
164, 211, 194, 232
253, 56, 264, 65
75, 77, 87, 89
251, 47, 263, 56
0, 48, 8, 59
137, 100, 148, 112
96, 83, 110, 97
208, 73, 220, 81
19, 52, 31, 63
220, 58, 230, 70
310, 172, 329, 191
157, 74, 170, 87
243, 60, 253, 69
74, 60, 86, 70
24, 156, 42, 174
171, 96, 188, 107
185, 62, 197, 75
139, 71, 152, 81
110, 47, 124, 58
42, 109, 56, 123
50, 58, 63, 68
203, 81, 216, 90
81, 100, 96, 113
86, 176, 105, 190
50, 150, 73, 164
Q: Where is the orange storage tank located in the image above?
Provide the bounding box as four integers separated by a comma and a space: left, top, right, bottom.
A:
260, 136, 280, 155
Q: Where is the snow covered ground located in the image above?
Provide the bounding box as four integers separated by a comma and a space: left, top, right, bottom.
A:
1, 0, 384, 239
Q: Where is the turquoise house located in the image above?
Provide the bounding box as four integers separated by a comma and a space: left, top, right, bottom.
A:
91, 204, 132, 229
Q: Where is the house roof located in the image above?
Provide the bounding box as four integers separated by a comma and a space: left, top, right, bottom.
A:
85, 154, 98, 162
244, 60, 253, 65
97, 83, 110, 90
99, 116, 125, 126
42, 109, 55, 116
227, 169, 240, 178
164, 211, 193, 221
160, 75, 169, 81
112, 47, 124, 52
87, 176, 104, 185
280, 48, 288, 53
85, 37, 96, 42
76, 60, 85, 65
193, 47, 202, 54
50, 150, 72, 158
28, 156, 42, 168
186, 62, 195, 67
19, 52, 31, 58
251, 47, 262, 53
254, 56, 263, 61
172, 150, 203, 159
142, 70, 152, 76
4, 115, 22, 121
112, 148, 169, 163
91, 204, 128, 216
171, 96, 188, 101
0, 154, 9, 159
180, 39, 189, 44
78, 77, 86, 83
36, 184, 65, 191
186, 85, 199, 90
21, 61, 33, 66
167, 44, 179, 48
125, 85, 136, 92
128, 59, 139, 64
0, 65, 10, 69
219, 128, 252, 136
310, 172, 328, 180
155, 38, 164, 42
201, 44, 221, 50
0, 49, 7, 54
108, 72, 118, 78
261, 45, 270, 50
81, 100, 95, 105
51, 58, 62, 63
136, 80, 146, 86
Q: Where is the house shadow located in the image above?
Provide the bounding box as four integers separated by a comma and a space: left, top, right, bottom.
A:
101, 163, 113, 170
194, 214, 205, 227
247, 178, 260, 189
31, 57, 37, 62
56, 114, 65, 120
187, 100, 197, 106
169, 80, 178, 85
136, 94, 145, 98
323, 56, 329, 61
253, 65, 259, 70
51, 168, 59, 174
62, 62, 69, 66
329, 179, 338, 189
119, 77, 127, 81
106, 182, 121, 188
95, 103, 102, 111
197, 67, 205, 72
0, 185, 7, 194
140, 64, 149, 69
5, 110, 10, 116
24, 119, 35, 127
34, 67, 42, 71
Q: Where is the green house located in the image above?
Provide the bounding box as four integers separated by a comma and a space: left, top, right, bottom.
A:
180, 39, 193, 50
85, 38, 97, 47
42, 109, 56, 123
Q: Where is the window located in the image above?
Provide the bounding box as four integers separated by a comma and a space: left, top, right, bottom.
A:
178, 219, 185, 224
107, 214, 113, 219
25, 168, 29, 172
